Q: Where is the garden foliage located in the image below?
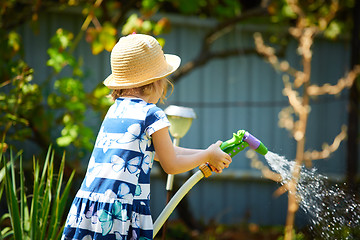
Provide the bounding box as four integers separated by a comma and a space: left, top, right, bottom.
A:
0, 147, 75, 239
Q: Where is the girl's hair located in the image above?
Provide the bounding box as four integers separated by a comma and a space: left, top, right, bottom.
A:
111, 78, 173, 103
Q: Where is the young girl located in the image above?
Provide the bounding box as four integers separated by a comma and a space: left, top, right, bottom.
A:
62, 34, 232, 240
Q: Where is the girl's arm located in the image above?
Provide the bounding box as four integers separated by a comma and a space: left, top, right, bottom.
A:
152, 127, 232, 175
174, 145, 203, 155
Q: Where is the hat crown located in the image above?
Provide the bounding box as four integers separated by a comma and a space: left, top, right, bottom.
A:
111, 34, 163, 66
105, 34, 176, 89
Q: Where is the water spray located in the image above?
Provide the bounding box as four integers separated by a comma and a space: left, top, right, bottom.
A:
153, 130, 268, 237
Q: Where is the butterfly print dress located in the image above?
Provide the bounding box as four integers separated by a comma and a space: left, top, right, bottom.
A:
62, 98, 170, 240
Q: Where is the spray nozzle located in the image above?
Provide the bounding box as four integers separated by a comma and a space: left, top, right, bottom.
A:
220, 130, 268, 157
242, 131, 268, 155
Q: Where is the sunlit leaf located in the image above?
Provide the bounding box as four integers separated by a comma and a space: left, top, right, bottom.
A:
91, 40, 104, 55
50, 28, 74, 50
324, 21, 343, 39
103, 22, 117, 36
122, 13, 140, 35
99, 23, 117, 52
57, 134, 73, 147
93, 85, 110, 98
8, 31, 21, 53
282, 4, 297, 19
154, 18, 171, 35
156, 38, 165, 48
142, 20, 153, 33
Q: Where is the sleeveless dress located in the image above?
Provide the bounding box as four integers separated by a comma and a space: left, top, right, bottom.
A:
62, 97, 170, 240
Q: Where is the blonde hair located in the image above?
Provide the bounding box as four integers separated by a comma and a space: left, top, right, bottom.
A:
111, 78, 173, 103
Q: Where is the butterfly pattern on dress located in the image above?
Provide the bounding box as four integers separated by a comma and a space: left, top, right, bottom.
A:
114, 231, 122, 240
94, 127, 116, 153
135, 184, 142, 197
141, 152, 153, 175
111, 155, 141, 174
107, 98, 149, 119
96, 123, 149, 154
66, 204, 83, 227
81, 235, 93, 240
129, 227, 151, 240
98, 200, 129, 236
83, 192, 101, 224
85, 203, 98, 224
117, 183, 133, 202
117, 123, 148, 154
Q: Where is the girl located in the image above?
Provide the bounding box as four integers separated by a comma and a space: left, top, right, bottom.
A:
62, 34, 232, 240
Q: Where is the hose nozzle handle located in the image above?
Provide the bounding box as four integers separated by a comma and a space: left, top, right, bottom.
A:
220, 130, 268, 158
243, 131, 268, 155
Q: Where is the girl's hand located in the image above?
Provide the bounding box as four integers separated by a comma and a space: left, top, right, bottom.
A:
206, 141, 232, 173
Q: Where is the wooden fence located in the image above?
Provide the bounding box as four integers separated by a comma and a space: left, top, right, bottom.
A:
18, 9, 354, 226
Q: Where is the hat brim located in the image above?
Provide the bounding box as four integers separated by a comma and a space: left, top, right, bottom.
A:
104, 54, 181, 89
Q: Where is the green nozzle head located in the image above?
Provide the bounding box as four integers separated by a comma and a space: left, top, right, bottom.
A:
243, 131, 268, 155
255, 142, 268, 155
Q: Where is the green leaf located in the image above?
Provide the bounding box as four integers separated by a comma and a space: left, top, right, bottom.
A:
93, 85, 110, 98
100, 22, 117, 52
30, 157, 40, 239
56, 135, 74, 147
91, 40, 105, 55
47, 48, 66, 73
8, 31, 21, 53
122, 13, 140, 35
142, 0, 158, 11
142, 20, 153, 33
3, 152, 23, 240
0, 161, 8, 183
324, 21, 343, 39
50, 28, 74, 50
281, 4, 297, 19
49, 152, 70, 240
0, 226, 13, 239
40, 149, 55, 239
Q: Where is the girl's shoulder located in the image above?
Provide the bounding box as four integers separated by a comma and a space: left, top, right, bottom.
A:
145, 103, 168, 120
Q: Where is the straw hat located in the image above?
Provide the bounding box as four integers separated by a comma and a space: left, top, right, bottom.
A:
104, 34, 181, 89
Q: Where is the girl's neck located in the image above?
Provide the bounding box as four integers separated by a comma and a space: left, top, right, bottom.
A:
120, 88, 159, 104
121, 94, 151, 103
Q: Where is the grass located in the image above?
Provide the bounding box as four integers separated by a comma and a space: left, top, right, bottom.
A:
0, 146, 75, 240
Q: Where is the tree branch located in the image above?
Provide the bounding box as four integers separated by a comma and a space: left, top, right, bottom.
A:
171, 4, 270, 83
204, 6, 269, 49
171, 48, 259, 81
304, 125, 348, 161
254, 32, 300, 77
307, 65, 360, 96
282, 76, 307, 115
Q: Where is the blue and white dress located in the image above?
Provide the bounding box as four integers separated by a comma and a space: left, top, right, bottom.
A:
62, 97, 170, 240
